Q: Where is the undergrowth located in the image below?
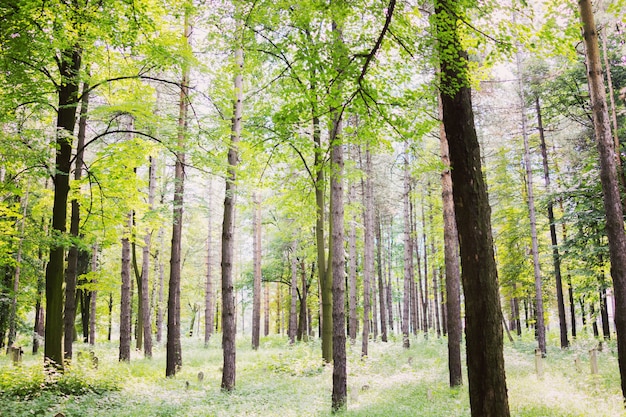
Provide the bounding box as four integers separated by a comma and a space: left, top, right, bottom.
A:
0, 334, 624, 416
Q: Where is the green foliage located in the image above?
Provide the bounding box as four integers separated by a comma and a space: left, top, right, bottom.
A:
0, 362, 120, 400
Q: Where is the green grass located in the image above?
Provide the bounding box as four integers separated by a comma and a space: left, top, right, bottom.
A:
0, 333, 624, 416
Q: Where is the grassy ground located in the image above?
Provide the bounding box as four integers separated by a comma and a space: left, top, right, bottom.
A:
0, 333, 624, 416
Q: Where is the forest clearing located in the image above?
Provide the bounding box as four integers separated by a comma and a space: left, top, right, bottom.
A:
0, 335, 624, 417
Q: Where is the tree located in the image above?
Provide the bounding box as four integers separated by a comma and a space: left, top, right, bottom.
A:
434, 0, 510, 415
439, 98, 462, 387
578, 0, 626, 401
252, 193, 262, 349
166, 8, 192, 377
119, 213, 132, 362
515, 49, 546, 356
221, 20, 244, 392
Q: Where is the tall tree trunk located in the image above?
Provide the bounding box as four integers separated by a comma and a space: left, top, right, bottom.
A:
329, 15, 347, 410
439, 103, 463, 386
348, 183, 358, 342
420, 198, 429, 335
205, 177, 214, 346
361, 146, 373, 356
142, 156, 156, 358
402, 144, 412, 348
515, 47, 546, 356
536, 97, 568, 349
288, 242, 298, 344
579, 0, 626, 400
166, 13, 191, 377
119, 213, 133, 362
264, 280, 270, 336
376, 212, 388, 342
33, 222, 47, 354
435, 1, 510, 415
7, 190, 29, 350
298, 261, 310, 342
89, 244, 97, 345
252, 193, 262, 349
221, 31, 243, 391
156, 227, 164, 343
45, 45, 82, 369
386, 220, 394, 332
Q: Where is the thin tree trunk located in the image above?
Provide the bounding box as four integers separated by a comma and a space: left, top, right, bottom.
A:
569, 276, 576, 339
33, 219, 47, 354
142, 156, 156, 358
156, 227, 164, 343
435, 1, 510, 414
205, 178, 214, 346
579, 0, 626, 400
402, 144, 412, 348
264, 280, 270, 336
107, 292, 113, 341
119, 213, 133, 362
7, 190, 29, 350
376, 212, 388, 342
361, 146, 373, 357
89, 244, 97, 345
515, 46, 546, 356
252, 193, 262, 349
288, 242, 298, 344
348, 182, 358, 342
166, 13, 191, 377
45, 45, 82, 369
536, 97, 568, 349
221, 32, 243, 391
420, 199, 429, 335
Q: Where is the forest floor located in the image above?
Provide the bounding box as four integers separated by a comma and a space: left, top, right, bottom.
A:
0, 332, 624, 416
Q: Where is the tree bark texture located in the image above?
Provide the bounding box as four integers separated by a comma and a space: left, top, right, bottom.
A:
402, 145, 412, 348
45, 45, 82, 369
536, 97, 568, 349
221, 37, 243, 391
376, 212, 388, 342
515, 47, 546, 356
435, 1, 510, 415
330, 113, 347, 413
288, 242, 298, 344
348, 183, 358, 342
439, 104, 463, 386
119, 213, 132, 362
579, 0, 626, 401
361, 146, 373, 356
166, 13, 191, 377
252, 193, 262, 349
142, 156, 156, 358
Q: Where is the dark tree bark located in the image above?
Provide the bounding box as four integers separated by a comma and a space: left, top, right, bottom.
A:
376, 212, 388, 342
440, 109, 463, 386
361, 146, 373, 356
330, 105, 346, 414
166, 18, 190, 376
288, 242, 298, 344
221, 37, 243, 391
579, 0, 626, 400
63, 78, 89, 361
435, 1, 510, 415
252, 193, 262, 349
348, 182, 358, 342
401, 144, 412, 348
536, 97, 568, 349
89, 244, 97, 345
119, 213, 132, 362
45, 45, 82, 370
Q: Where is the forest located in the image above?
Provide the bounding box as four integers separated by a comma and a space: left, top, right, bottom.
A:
1, 0, 626, 416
